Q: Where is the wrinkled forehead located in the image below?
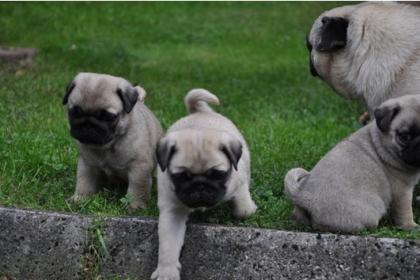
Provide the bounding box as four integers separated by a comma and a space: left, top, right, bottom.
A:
393, 107, 420, 132
169, 132, 230, 173
69, 74, 126, 112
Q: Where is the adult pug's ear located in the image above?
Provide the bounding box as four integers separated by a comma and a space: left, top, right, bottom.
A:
117, 86, 139, 113
62, 79, 76, 105
374, 103, 400, 133
316, 16, 349, 52
221, 139, 243, 170
156, 137, 176, 172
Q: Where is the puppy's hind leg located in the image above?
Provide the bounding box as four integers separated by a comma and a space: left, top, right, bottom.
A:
291, 206, 312, 226
392, 187, 419, 230
231, 184, 257, 219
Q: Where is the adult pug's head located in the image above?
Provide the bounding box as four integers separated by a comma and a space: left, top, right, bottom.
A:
156, 130, 242, 208
306, 2, 420, 109
375, 95, 420, 168
63, 73, 141, 147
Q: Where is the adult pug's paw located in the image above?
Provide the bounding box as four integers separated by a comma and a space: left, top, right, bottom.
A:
151, 264, 181, 280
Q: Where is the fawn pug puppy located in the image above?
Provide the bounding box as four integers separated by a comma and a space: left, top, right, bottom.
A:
63, 72, 163, 211
152, 89, 257, 280
307, 2, 420, 117
285, 94, 420, 233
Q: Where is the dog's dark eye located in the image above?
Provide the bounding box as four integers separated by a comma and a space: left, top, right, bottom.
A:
171, 171, 192, 181
97, 110, 118, 122
69, 106, 84, 118
205, 169, 228, 180
397, 131, 411, 145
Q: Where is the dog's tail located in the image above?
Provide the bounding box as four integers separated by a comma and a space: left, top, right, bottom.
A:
185, 89, 220, 114
284, 168, 310, 199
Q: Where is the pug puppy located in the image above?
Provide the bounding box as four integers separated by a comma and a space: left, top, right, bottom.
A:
63, 73, 163, 210
307, 2, 420, 116
284, 94, 420, 233
151, 89, 257, 280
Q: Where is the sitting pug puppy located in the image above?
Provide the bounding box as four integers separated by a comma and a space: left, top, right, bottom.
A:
151, 89, 257, 280
284, 94, 420, 233
307, 2, 420, 117
63, 73, 163, 210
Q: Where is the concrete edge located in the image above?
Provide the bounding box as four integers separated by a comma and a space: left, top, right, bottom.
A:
0, 206, 419, 279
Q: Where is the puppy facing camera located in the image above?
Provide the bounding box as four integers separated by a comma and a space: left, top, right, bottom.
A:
284, 94, 420, 233
307, 2, 420, 116
152, 89, 257, 280
63, 72, 163, 211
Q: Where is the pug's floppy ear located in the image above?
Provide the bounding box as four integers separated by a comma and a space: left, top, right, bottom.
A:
374, 103, 400, 133
63, 79, 76, 105
316, 16, 349, 52
156, 137, 177, 172
117, 86, 139, 113
221, 138, 243, 170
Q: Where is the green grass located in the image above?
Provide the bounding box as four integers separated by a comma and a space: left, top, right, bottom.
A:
0, 2, 418, 240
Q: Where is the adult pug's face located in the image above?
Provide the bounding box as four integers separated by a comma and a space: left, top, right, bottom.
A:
156, 131, 243, 208
62, 73, 139, 146
306, 15, 349, 78
375, 95, 420, 168
306, 5, 355, 96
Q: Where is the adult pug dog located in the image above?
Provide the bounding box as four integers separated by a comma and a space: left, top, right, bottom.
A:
307, 2, 420, 116
63, 73, 163, 210
284, 94, 420, 233
151, 89, 257, 280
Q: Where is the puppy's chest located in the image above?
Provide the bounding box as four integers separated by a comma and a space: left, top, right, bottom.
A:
84, 150, 131, 175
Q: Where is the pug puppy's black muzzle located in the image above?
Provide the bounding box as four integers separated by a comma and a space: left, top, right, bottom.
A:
69, 112, 119, 146
171, 170, 231, 208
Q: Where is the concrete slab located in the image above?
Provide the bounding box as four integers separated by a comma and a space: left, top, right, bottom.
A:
0, 207, 419, 280
0, 207, 89, 280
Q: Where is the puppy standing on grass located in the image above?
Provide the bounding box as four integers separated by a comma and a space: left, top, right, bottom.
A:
151, 89, 257, 280
284, 95, 420, 233
63, 73, 163, 211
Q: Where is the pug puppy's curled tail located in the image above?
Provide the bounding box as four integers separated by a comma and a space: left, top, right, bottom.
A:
185, 88, 220, 114
284, 168, 310, 199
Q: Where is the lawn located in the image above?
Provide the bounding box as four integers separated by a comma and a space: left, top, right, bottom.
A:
0, 2, 418, 240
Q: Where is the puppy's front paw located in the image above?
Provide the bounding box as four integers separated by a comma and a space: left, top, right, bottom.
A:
151, 264, 181, 280
127, 200, 146, 213
233, 199, 257, 219
70, 193, 90, 204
